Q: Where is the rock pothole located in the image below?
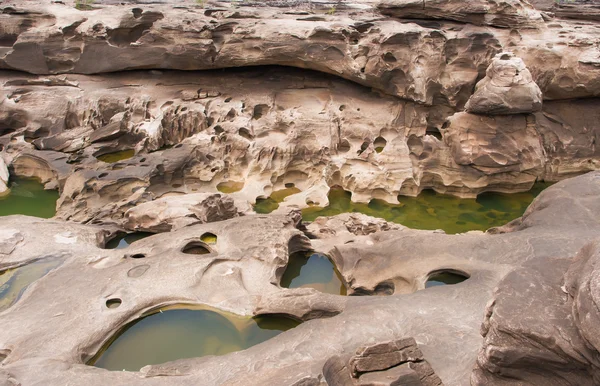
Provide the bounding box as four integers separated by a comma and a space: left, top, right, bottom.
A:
425, 270, 469, 288
89, 307, 300, 371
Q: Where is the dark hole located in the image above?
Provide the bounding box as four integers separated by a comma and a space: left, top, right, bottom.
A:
182, 242, 211, 255
425, 270, 469, 288
130, 254, 146, 259
98, 172, 108, 178
106, 298, 122, 309
285, 183, 295, 188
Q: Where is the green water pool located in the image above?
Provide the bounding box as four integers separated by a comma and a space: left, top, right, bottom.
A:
0, 177, 58, 218
300, 184, 551, 234
89, 307, 300, 371
96, 149, 135, 163
281, 252, 346, 295
254, 187, 302, 214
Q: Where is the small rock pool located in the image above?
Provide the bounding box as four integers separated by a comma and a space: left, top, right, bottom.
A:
0, 177, 58, 218
88, 307, 300, 371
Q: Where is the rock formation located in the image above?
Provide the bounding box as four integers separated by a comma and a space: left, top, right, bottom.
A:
465, 52, 542, 115
0, 0, 599, 385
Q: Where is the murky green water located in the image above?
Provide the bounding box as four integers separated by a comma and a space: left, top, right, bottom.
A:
0, 177, 58, 218
301, 184, 551, 234
281, 252, 346, 295
254, 187, 301, 214
105, 233, 153, 249
0, 258, 63, 312
90, 307, 300, 371
96, 149, 135, 163
217, 181, 244, 194
425, 272, 468, 288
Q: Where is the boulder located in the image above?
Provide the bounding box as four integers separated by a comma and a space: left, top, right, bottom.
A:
465, 52, 543, 115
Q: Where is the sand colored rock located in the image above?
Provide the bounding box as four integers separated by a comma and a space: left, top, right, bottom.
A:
465, 52, 543, 115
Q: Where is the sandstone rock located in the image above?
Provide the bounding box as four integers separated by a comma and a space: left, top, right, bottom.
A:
0, 157, 8, 196
444, 112, 544, 181
465, 52, 543, 115
123, 193, 241, 232
0, 173, 598, 385
378, 0, 543, 28
1, 1, 599, 102
350, 338, 424, 376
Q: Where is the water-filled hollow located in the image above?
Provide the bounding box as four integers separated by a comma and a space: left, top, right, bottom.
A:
88, 307, 300, 371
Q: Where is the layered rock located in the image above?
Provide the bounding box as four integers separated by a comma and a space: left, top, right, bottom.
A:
465, 52, 542, 115
378, 0, 544, 28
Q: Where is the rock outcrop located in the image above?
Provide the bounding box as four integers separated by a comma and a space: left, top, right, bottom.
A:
465, 52, 543, 115
123, 193, 242, 232
0, 171, 599, 385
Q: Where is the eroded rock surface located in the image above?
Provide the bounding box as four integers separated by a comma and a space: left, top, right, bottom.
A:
0, 172, 598, 385
465, 52, 542, 115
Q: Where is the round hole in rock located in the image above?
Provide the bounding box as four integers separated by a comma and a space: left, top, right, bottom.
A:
182, 241, 211, 255
106, 298, 122, 309
200, 232, 217, 244
425, 270, 469, 288
284, 183, 295, 189
88, 307, 300, 371
281, 252, 346, 296
129, 253, 146, 259
338, 139, 350, 153
374, 136, 387, 153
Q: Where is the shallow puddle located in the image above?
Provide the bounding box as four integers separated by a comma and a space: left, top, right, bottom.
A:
254, 187, 301, 214
425, 272, 468, 288
105, 233, 153, 249
281, 252, 346, 295
0, 177, 58, 218
89, 307, 299, 371
0, 258, 63, 312
96, 149, 135, 163
301, 183, 551, 234
217, 181, 244, 194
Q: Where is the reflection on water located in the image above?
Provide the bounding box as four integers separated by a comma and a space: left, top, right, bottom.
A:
96, 150, 135, 163
105, 233, 153, 249
0, 258, 63, 312
301, 183, 551, 234
0, 177, 58, 218
281, 252, 346, 295
90, 307, 300, 371
425, 272, 468, 288
254, 187, 301, 214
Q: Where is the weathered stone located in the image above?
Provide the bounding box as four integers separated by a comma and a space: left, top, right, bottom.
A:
123, 193, 242, 232
378, 0, 543, 28
465, 52, 543, 115
350, 338, 423, 376
357, 363, 421, 386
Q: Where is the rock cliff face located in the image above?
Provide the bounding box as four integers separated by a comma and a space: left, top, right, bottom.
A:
0, 0, 600, 385
0, 0, 599, 221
